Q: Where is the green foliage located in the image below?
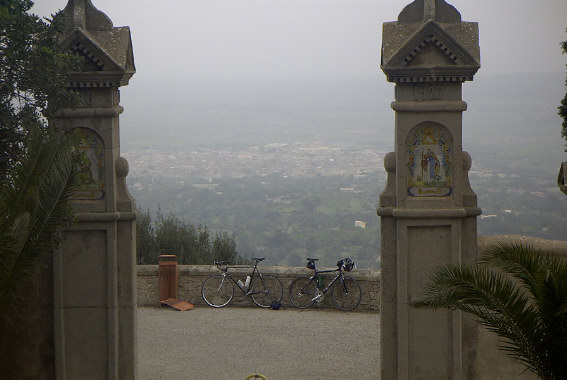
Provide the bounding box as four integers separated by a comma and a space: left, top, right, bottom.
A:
135, 208, 245, 265
127, 146, 566, 270
129, 174, 382, 269
0, 0, 79, 173
0, 125, 78, 313
0, 1, 80, 314
414, 243, 567, 380
135, 209, 158, 264
560, 29, 567, 150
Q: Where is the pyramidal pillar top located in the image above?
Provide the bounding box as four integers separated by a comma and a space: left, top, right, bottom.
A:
59, 0, 135, 88
381, 0, 480, 84
379, 1, 481, 379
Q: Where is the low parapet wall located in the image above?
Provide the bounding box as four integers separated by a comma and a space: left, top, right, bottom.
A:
137, 265, 380, 311
137, 236, 567, 313
478, 235, 567, 257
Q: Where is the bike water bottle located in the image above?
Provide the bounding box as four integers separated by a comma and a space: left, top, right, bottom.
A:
237, 279, 245, 288
244, 276, 251, 288
317, 276, 323, 288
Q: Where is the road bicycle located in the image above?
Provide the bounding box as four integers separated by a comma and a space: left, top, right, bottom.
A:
289, 257, 362, 311
201, 257, 283, 308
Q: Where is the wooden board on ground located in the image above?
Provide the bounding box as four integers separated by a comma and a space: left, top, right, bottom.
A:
159, 298, 194, 311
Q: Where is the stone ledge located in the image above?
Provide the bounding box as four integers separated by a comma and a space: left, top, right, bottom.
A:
391, 100, 468, 112
478, 235, 567, 257
137, 264, 381, 312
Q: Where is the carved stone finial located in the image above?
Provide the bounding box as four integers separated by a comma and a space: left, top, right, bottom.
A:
63, 0, 113, 32
398, 0, 461, 24
423, 0, 435, 20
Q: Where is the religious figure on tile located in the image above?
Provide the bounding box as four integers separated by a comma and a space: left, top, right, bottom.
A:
406, 124, 452, 196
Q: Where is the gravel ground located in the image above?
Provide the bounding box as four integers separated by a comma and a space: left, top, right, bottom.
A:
137, 305, 381, 380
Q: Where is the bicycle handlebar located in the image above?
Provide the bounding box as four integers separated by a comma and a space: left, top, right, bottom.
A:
304, 257, 355, 272
213, 258, 266, 267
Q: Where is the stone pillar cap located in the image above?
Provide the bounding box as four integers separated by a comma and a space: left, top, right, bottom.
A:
59, 0, 135, 87
381, 0, 480, 83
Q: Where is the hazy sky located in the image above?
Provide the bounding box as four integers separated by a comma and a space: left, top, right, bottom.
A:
33, 0, 567, 81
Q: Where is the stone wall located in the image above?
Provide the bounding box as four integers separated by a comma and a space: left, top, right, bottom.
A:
137, 265, 380, 311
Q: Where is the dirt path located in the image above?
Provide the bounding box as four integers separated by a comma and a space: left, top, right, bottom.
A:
137, 306, 380, 379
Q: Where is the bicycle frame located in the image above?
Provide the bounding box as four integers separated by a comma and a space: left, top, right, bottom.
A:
289, 258, 360, 310
304, 259, 358, 304
214, 260, 264, 296
309, 267, 344, 295
203, 257, 283, 308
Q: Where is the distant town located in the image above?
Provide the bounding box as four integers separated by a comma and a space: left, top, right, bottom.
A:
124, 142, 546, 189
124, 142, 387, 181
124, 141, 566, 238
122, 140, 566, 269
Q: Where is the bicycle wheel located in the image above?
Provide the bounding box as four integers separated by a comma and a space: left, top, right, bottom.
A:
332, 277, 362, 311
250, 275, 283, 308
289, 276, 317, 309
201, 275, 234, 307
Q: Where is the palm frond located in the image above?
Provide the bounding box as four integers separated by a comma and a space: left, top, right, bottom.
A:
482, 243, 552, 294
0, 125, 78, 313
414, 244, 567, 380
414, 264, 541, 367
482, 243, 567, 377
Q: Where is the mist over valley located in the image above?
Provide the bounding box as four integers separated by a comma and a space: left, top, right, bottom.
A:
121, 72, 567, 268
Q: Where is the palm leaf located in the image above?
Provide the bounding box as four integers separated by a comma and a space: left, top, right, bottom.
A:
414, 244, 567, 380
0, 125, 78, 313
483, 244, 567, 378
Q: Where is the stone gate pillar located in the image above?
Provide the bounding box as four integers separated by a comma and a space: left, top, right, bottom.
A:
378, 1, 481, 379
50, 1, 137, 379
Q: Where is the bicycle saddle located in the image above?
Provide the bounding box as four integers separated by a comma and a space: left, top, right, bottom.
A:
306, 258, 319, 261
252, 257, 265, 261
